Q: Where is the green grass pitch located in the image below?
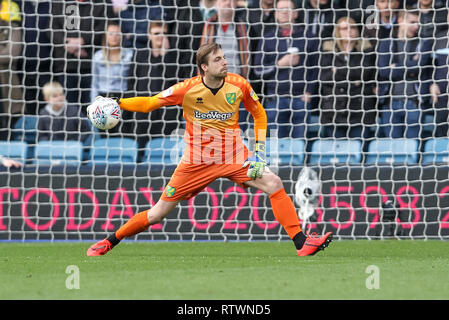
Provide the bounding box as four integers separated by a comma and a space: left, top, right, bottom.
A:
1, 240, 448, 300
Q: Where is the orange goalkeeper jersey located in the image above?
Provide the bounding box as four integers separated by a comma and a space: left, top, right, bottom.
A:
119, 73, 267, 164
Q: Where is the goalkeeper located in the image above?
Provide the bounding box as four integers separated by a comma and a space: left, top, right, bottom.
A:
87, 42, 332, 257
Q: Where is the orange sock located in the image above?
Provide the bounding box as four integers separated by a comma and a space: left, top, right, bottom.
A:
269, 188, 302, 239
115, 210, 150, 240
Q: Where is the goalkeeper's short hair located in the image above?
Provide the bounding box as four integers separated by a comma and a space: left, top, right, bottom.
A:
196, 42, 223, 76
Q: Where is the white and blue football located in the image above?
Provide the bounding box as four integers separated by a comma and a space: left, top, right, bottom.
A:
87, 97, 121, 130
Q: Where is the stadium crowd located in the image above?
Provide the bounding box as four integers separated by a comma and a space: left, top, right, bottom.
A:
0, 0, 448, 162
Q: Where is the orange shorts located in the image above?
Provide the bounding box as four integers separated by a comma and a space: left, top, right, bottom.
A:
160, 155, 253, 202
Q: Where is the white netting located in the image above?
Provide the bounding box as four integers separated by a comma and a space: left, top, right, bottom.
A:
0, 0, 449, 241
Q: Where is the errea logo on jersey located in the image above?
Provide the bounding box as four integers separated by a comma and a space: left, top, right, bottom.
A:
193, 110, 234, 121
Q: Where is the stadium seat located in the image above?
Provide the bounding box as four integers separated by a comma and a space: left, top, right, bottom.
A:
422, 138, 449, 164
12, 115, 38, 144
365, 138, 419, 165
34, 141, 83, 165
266, 138, 305, 166
0, 141, 27, 163
143, 137, 185, 165
91, 138, 138, 164
309, 139, 362, 165
12, 115, 38, 160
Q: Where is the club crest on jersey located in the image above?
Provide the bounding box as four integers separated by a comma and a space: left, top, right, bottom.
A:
226, 92, 236, 105
193, 110, 234, 121
165, 185, 176, 197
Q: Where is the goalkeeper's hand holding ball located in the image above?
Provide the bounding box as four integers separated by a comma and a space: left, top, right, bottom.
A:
243, 142, 267, 180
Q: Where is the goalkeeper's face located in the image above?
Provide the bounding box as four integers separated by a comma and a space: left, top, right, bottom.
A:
204, 48, 228, 80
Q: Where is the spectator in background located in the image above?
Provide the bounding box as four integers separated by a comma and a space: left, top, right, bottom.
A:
19, 0, 52, 116
246, 0, 276, 97
363, 0, 401, 49
131, 21, 178, 103
37, 82, 91, 143
91, 21, 134, 103
297, 0, 342, 41
253, 0, 319, 139
200, 0, 250, 78
91, 20, 134, 137
247, 0, 276, 41
319, 16, 377, 139
119, 0, 163, 49
176, 0, 217, 79
411, 0, 449, 39
377, 9, 434, 139
130, 21, 180, 162
295, 0, 343, 116
0, 0, 23, 140
429, 28, 449, 137
50, 0, 112, 107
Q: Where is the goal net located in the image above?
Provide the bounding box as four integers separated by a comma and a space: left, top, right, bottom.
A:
0, 0, 449, 242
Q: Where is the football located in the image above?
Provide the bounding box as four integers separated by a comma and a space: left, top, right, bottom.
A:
87, 97, 121, 130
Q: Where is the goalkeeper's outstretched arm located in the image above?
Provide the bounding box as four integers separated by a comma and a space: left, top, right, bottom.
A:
118, 96, 162, 113
118, 80, 188, 113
